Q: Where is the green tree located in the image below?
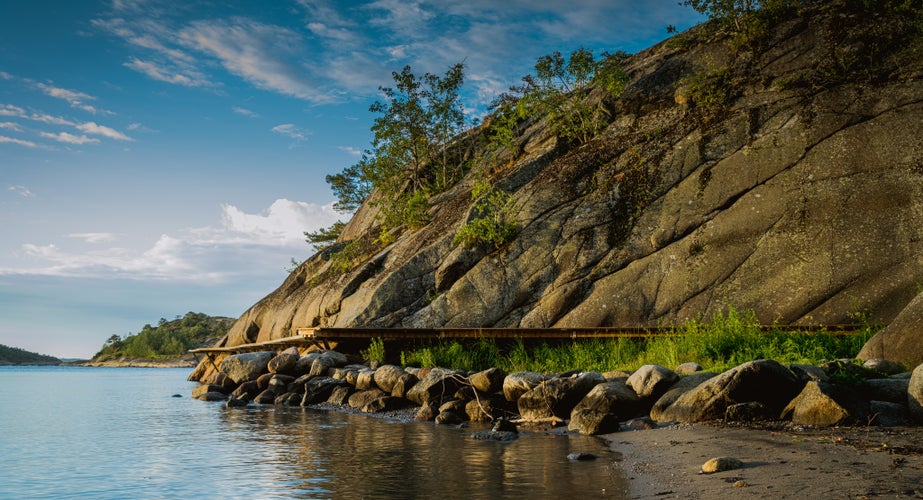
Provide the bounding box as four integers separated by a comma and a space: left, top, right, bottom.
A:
305, 220, 346, 250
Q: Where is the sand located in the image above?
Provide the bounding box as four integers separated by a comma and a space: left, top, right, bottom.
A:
603, 422, 923, 499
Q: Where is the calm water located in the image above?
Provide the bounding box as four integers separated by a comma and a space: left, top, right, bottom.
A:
0, 366, 625, 499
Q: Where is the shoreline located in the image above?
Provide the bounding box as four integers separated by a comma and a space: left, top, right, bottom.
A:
77, 358, 195, 368
602, 421, 923, 498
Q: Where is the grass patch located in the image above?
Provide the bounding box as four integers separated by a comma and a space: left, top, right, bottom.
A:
397, 308, 877, 374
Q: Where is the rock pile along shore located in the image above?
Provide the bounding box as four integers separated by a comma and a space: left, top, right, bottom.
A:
192, 348, 923, 435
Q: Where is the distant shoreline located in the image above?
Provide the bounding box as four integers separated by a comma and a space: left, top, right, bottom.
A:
77, 357, 195, 368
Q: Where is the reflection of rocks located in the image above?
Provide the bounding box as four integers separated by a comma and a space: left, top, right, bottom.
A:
193, 349, 923, 436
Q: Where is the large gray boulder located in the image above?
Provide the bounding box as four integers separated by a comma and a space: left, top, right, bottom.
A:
568, 381, 642, 435
219, 351, 274, 384
909, 364, 923, 422
267, 351, 299, 375
373, 364, 405, 393
626, 365, 679, 400
517, 372, 604, 420
780, 381, 870, 426
301, 376, 349, 405
650, 371, 717, 422
859, 292, 923, 369
406, 368, 464, 406
469, 367, 507, 394
503, 372, 545, 402
655, 360, 802, 423
861, 378, 910, 404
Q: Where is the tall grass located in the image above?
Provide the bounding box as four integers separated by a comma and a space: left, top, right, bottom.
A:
396, 307, 876, 373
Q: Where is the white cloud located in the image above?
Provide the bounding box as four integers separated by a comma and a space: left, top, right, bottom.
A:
0, 71, 11, 80
36, 83, 107, 114
76, 122, 133, 141
0, 122, 22, 131
233, 106, 258, 118
0, 135, 38, 148
271, 123, 311, 141
40, 131, 100, 145
179, 19, 335, 102
66, 232, 119, 244
1, 199, 341, 283
8, 185, 35, 197
124, 57, 212, 87
337, 145, 361, 156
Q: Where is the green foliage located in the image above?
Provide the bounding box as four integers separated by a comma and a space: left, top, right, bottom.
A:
398, 307, 877, 374
453, 180, 518, 249
0, 344, 60, 365
488, 48, 629, 151
92, 312, 233, 361
683, 0, 793, 30
361, 337, 386, 365
682, 65, 734, 123
305, 221, 346, 251
326, 63, 468, 239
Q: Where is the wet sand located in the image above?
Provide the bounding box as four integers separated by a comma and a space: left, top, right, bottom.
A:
603, 422, 923, 499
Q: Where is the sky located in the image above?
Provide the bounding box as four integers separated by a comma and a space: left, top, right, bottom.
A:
0, 0, 704, 359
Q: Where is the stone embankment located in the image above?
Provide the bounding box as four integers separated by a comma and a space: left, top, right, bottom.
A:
192, 348, 923, 435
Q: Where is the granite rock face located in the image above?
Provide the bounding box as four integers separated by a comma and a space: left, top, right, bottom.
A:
193, 3, 923, 378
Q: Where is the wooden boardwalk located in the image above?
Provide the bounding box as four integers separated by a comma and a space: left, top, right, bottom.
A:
189, 324, 857, 356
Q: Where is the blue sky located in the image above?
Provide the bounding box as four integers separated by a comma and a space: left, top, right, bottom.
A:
0, 0, 703, 358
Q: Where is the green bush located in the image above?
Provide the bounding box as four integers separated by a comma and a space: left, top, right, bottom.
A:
453, 181, 518, 249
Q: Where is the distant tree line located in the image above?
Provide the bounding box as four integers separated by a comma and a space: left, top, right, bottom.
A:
0, 344, 60, 365
92, 312, 233, 361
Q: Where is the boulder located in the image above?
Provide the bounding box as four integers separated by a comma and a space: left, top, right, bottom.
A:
568, 381, 642, 435
267, 351, 299, 375
275, 392, 301, 406
373, 364, 405, 393
294, 351, 322, 375
362, 396, 406, 413
701, 457, 743, 474
348, 389, 389, 409
909, 364, 923, 422
724, 402, 772, 422
415, 404, 437, 422
391, 372, 418, 399
655, 360, 801, 423
435, 411, 465, 425
518, 372, 604, 421
355, 368, 377, 390
789, 364, 830, 384
869, 401, 911, 427
862, 358, 906, 376
859, 292, 923, 369
192, 384, 228, 401
219, 351, 274, 384
406, 368, 464, 406
861, 378, 910, 404
780, 381, 870, 426
465, 394, 513, 422
229, 381, 260, 401
204, 371, 237, 393
327, 385, 353, 405
675, 362, 703, 375
626, 365, 679, 400
226, 397, 248, 407
268, 374, 295, 393
469, 367, 507, 394
253, 389, 277, 404
503, 372, 545, 402
301, 376, 349, 405
438, 399, 468, 416
649, 371, 717, 422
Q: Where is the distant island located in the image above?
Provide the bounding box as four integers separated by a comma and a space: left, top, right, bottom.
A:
0, 344, 61, 366
85, 312, 235, 367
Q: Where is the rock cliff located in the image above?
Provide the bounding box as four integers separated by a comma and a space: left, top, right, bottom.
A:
213, 3, 923, 365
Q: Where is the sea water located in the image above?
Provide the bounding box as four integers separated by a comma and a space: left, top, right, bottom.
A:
0, 366, 625, 499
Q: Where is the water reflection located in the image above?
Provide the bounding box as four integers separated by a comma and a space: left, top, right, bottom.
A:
217, 406, 624, 499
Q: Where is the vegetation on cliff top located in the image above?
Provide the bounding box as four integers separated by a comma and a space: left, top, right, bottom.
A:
91, 312, 234, 362
0, 344, 60, 366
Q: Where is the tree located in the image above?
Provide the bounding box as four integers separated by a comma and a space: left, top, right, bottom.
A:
683, 0, 794, 30
305, 220, 346, 250
326, 63, 467, 233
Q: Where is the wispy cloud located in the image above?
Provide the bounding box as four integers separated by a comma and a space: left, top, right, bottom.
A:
233, 106, 258, 118
76, 122, 133, 141
66, 232, 119, 243
8, 185, 35, 197
124, 57, 212, 87
0, 122, 22, 131
0, 136, 38, 148
36, 83, 110, 115
271, 123, 311, 141
1, 199, 340, 282
40, 131, 100, 145
337, 145, 361, 156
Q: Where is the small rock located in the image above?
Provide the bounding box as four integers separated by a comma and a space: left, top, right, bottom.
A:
733, 480, 749, 488
470, 430, 518, 442
621, 417, 657, 431
700, 457, 744, 474
567, 452, 597, 461
863, 358, 905, 376
675, 362, 703, 375
171, 394, 182, 398
226, 397, 248, 407
492, 419, 518, 434
435, 410, 465, 425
